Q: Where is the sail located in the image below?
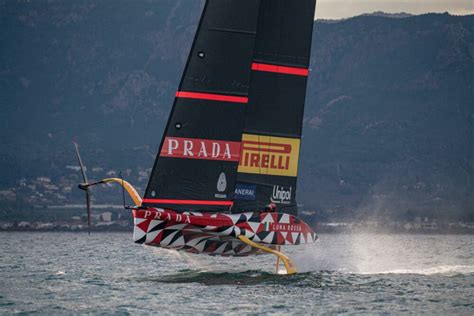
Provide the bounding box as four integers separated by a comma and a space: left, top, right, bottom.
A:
233, 0, 317, 215
143, 0, 261, 212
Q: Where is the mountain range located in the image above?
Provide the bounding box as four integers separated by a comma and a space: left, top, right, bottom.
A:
1, 0, 473, 221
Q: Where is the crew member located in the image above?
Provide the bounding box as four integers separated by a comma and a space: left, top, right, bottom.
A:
264, 202, 277, 212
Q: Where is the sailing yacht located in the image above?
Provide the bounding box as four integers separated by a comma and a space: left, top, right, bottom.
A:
76, 0, 318, 274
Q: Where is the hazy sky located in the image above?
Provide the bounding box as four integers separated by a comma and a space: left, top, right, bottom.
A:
316, 0, 474, 19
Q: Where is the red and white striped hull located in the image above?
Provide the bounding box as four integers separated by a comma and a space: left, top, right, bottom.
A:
133, 208, 317, 256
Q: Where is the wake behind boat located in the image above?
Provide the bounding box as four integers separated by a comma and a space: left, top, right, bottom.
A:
75, 0, 318, 274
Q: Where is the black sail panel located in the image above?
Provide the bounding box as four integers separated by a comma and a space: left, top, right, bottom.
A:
234, 0, 317, 215
144, 0, 261, 212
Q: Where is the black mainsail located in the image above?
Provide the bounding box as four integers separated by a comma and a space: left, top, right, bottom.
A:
144, 0, 316, 215
143, 0, 261, 211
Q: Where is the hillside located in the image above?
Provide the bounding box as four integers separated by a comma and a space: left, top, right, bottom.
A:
0, 1, 473, 221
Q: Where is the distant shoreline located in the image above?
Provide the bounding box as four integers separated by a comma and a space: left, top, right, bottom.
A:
1, 226, 472, 235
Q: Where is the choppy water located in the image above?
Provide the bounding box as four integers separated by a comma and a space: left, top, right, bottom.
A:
1, 232, 473, 314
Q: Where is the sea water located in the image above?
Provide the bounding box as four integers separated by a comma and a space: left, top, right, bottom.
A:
0, 232, 472, 314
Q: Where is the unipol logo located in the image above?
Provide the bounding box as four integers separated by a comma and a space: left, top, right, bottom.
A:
161, 137, 241, 162
271, 185, 292, 205
238, 134, 300, 177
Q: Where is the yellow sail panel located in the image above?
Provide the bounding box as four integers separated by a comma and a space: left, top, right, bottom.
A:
237, 134, 300, 177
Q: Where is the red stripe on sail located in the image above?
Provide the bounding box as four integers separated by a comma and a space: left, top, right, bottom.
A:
176, 91, 248, 104
251, 62, 309, 76
142, 199, 234, 206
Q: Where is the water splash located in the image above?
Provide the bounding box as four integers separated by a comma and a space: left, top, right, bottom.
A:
292, 233, 474, 276
365, 265, 474, 275
141, 233, 474, 277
